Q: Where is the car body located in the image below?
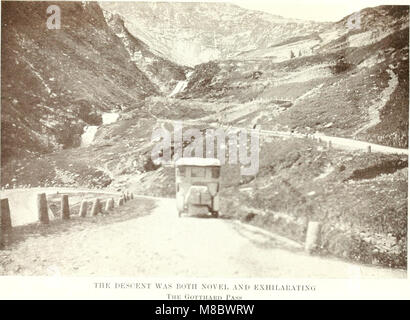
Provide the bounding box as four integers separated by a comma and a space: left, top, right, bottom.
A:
175, 157, 221, 217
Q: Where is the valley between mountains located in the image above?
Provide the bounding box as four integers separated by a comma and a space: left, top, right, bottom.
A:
1, 2, 408, 272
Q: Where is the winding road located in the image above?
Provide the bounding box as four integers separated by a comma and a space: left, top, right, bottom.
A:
157, 119, 408, 156
1, 196, 406, 278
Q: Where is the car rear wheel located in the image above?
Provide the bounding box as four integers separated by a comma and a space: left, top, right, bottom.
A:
211, 211, 219, 218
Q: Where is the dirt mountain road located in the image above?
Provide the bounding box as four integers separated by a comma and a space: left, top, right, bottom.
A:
157, 119, 408, 156
1, 196, 406, 278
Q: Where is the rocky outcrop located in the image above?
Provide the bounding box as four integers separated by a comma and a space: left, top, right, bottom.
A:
102, 10, 187, 95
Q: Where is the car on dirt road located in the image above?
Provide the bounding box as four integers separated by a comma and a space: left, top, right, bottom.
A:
175, 157, 221, 218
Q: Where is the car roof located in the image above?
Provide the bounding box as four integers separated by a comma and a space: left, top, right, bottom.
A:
175, 157, 221, 167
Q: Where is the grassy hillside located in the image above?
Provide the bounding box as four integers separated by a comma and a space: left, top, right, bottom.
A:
220, 138, 407, 268
179, 7, 409, 149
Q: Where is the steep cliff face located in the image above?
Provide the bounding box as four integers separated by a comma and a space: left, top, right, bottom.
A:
1, 1, 158, 163
101, 9, 187, 94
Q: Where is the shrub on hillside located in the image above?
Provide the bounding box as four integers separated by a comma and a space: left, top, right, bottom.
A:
330, 57, 353, 74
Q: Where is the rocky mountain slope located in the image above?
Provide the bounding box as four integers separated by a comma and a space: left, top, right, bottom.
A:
178, 5, 409, 148
1, 1, 183, 163
98, 1, 330, 66
99, 3, 408, 147
101, 9, 187, 94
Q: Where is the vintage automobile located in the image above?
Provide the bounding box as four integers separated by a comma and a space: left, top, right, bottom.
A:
175, 157, 221, 218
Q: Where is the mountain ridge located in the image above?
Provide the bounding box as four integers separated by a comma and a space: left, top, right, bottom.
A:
99, 1, 330, 66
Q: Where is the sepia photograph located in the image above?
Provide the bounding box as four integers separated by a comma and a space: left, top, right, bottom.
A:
0, 0, 408, 292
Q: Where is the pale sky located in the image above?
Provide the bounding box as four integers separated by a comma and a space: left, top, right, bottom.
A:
232, 0, 409, 22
